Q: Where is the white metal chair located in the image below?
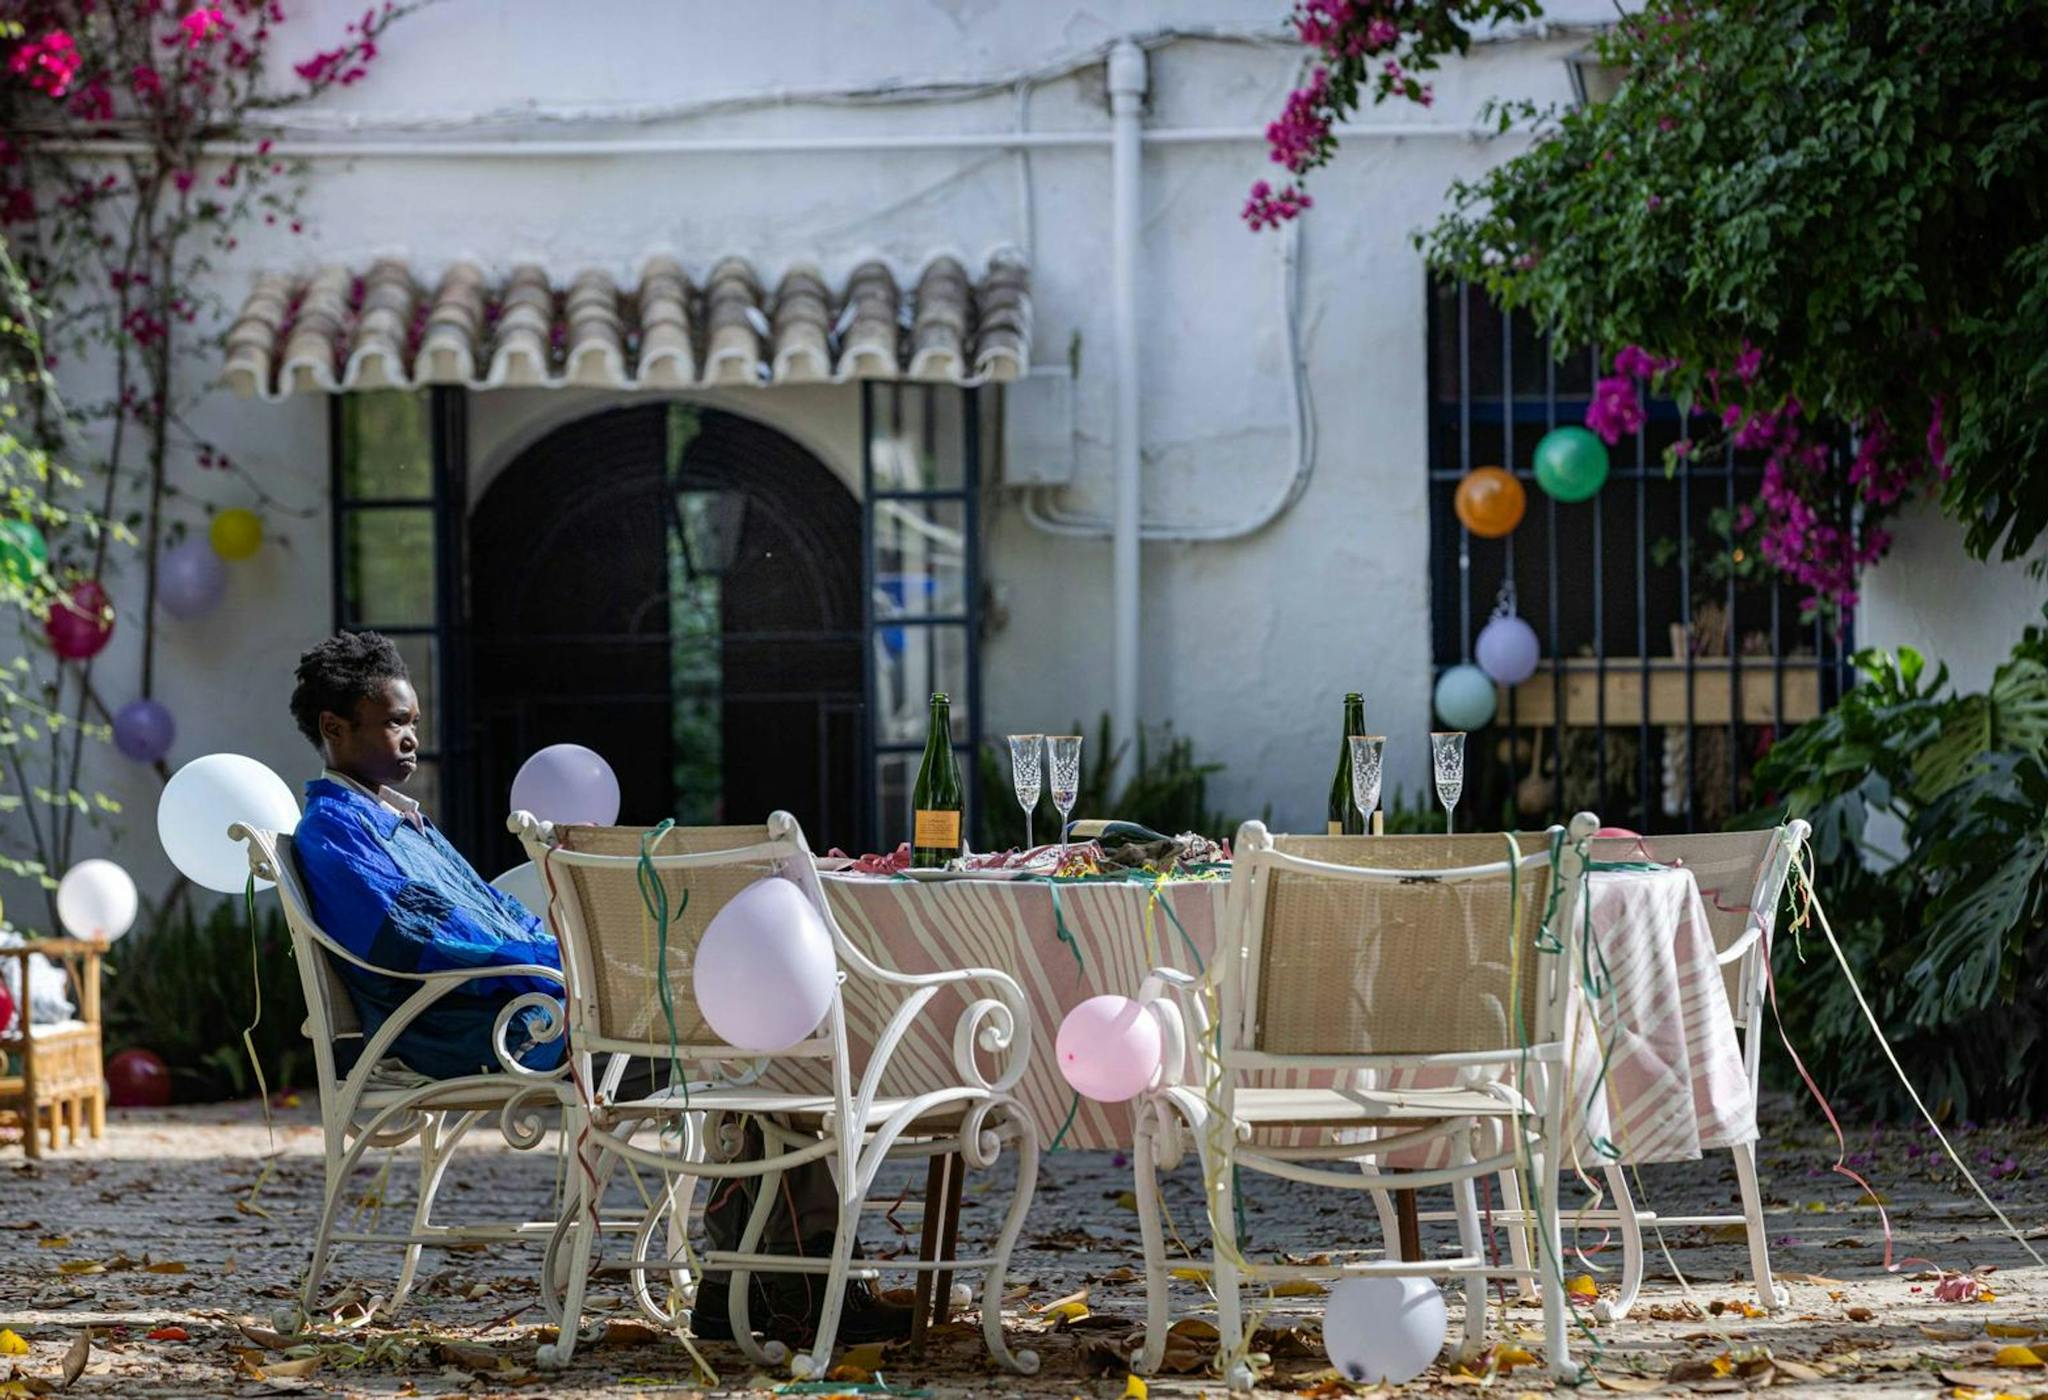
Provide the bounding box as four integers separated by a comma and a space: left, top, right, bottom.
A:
1391, 825, 1807, 1320
1557, 823, 1810, 1317
1128, 814, 1598, 1389
234, 824, 575, 1322
509, 809, 1041, 1378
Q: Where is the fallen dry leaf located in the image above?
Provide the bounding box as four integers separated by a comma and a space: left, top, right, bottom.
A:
1594, 1375, 1664, 1393
1271, 1279, 1327, 1297
144, 1327, 187, 1342
1986, 1324, 2041, 1339
1494, 1345, 1540, 1374
1566, 1274, 1600, 1299
1943, 1370, 2032, 1390
259, 1357, 322, 1380
59, 1331, 87, 1389
1771, 1359, 1829, 1382
831, 1341, 891, 1378
1666, 1353, 1737, 1382
0, 1331, 26, 1357
1991, 1346, 2044, 1369
35, 1238, 67, 1250
1921, 1324, 1982, 1342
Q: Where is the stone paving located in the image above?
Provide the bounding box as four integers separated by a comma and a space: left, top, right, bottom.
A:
1, 1098, 2044, 1398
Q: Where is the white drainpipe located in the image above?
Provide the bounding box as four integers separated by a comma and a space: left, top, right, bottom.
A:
1108, 37, 1147, 784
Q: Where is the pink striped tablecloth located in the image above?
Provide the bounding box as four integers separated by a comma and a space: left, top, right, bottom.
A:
778, 867, 1752, 1162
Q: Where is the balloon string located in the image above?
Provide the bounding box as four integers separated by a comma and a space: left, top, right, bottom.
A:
1777, 846, 2045, 1271
239, 872, 278, 1217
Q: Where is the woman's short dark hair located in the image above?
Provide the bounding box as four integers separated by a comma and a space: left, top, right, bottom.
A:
289, 631, 410, 750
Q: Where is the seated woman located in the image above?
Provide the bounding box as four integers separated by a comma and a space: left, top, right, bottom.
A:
287, 630, 562, 1080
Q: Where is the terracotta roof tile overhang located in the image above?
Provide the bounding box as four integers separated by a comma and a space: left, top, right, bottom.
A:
221, 252, 1030, 399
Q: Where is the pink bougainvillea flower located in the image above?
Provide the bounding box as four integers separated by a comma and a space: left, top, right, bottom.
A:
1586, 374, 1646, 444
181, 7, 232, 46
9, 29, 83, 99
1242, 180, 1313, 230
1266, 67, 1333, 174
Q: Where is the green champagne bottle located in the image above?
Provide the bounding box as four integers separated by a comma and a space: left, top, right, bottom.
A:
1327, 691, 1366, 835
911, 692, 963, 868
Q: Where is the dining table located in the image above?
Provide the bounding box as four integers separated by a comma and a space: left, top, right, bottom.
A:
758, 863, 1757, 1162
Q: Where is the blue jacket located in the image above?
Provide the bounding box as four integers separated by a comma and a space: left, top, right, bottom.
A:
292, 775, 564, 1080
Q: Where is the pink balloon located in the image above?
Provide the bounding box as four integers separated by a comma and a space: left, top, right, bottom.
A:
692, 877, 837, 1053
509, 743, 621, 826
1056, 994, 1163, 1103
1594, 826, 1642, 840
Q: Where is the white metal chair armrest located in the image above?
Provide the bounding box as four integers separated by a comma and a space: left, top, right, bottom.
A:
1136, 966, 1205, 1088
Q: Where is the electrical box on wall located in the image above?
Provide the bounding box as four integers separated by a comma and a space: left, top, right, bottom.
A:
999, 366, 1075, 487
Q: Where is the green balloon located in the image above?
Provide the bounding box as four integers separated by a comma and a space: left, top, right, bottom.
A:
0, 518, 48, 584
1533, 426, 1611, 503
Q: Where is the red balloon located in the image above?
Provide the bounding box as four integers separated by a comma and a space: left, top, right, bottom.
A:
106, 1047, 172, 1108
45, 579, 114, 661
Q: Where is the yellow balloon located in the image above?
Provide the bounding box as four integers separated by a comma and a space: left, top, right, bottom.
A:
210, 508, 263, 562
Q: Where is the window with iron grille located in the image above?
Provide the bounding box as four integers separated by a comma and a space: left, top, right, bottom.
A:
1426, 280, 1855, 833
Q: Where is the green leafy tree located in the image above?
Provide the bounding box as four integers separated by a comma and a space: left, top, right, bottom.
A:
1419, 0, 2048, 609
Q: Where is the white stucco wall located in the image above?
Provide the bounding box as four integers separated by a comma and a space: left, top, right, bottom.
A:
18, 0, 2024, 919
1858, 503, 2047, 692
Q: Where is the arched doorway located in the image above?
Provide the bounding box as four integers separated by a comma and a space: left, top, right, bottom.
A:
467, 403, 864, 870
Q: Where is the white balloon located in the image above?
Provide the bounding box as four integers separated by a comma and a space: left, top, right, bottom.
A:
158, 753, 301, 894
692, 877, 837, 1053
490, 861, 548, 920
56, 859, 138, 942
1324, 1275, 1448, 1385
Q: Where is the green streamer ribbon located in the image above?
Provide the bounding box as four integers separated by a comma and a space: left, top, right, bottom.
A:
637, 820, 688, 1108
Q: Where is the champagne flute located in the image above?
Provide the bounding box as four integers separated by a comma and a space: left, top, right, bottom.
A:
1007, 733, 1044, 852
1346, 735, 1386, 833
1045, 734, 1083, 867
1431, 731, 1466, 834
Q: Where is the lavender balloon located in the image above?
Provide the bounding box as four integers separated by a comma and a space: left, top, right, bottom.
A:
509, 743, 621, 827
113, 698, 176, 763
692, 877, 837, 1052
1476, 613, 1542, 686
158, 538, 228, 619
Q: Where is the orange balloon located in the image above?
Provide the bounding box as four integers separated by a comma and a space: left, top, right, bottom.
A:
1454, 466, 1526, 538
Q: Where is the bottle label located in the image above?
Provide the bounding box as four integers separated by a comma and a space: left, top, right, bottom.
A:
914, 809, 961, 849
1327, 820, 1343, 835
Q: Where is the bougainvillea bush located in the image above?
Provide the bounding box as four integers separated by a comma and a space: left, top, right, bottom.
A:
1416, 0, 2048, 615
1243, 0, 1540, 230
1, 1, 403, 927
